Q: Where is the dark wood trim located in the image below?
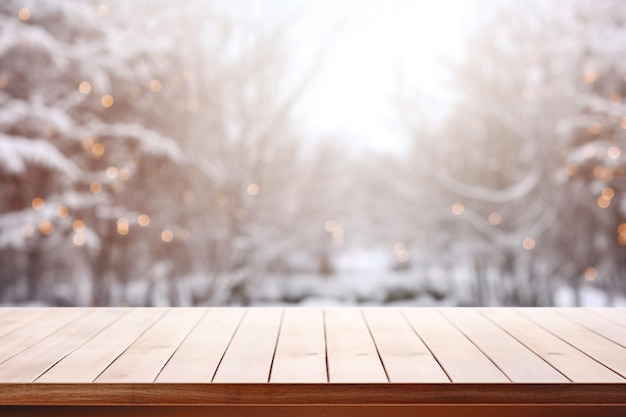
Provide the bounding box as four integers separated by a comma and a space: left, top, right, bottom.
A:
3, 405, 626, 417
1, 383, 625, 406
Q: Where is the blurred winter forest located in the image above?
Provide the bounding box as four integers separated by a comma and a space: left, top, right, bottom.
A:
1, 0, 625, 307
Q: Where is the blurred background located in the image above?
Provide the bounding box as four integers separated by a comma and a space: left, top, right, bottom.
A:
1, 0, 625, 307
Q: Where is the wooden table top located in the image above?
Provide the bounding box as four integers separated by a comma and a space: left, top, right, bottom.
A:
0, 307, 625, 406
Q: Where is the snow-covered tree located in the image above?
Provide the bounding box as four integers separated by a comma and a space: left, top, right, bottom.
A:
389, 0, 626, 305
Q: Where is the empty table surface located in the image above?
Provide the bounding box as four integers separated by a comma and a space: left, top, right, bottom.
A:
0, 307, 625, 407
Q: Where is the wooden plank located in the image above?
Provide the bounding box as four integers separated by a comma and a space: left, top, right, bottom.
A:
324, 308, 387, 383
402, 308, 508, 382
0, 309, 50, 338
557, 308, 626, 348
37, 308, 166, 382
362, 308, 449, 382
441, 308, 567, 382
590, 308, 626, 329
156, 308, 243, 382
213, 308, 282, 383
482, 308, 623, 382
0, 308, 86, 365
0, 309, 123, 382
96, 308, 204, 383
520, 308, 626, 379
270, 308, 327, 383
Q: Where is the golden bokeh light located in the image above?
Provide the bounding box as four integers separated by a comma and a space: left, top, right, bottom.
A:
90, 181, 103, 194
451, 202, 464, 215
91, 143, 105, 157
106, 166, 118, 180
247, 183, 260, 196
149, 79, 162, 92
488, 212, 501, 225
18, 7, 31, 21
602, 187, 615, 199
117, 218, 129, 235
38, 219, 54, 235
583, 70, 597, 83
618, 223, 626, 236
597, 195, 611, 208
566, 164, 578, 177
56, 205, 69, 218
621, 117, 626, 130
332, 226, 344, 239
584, 267, 597, 281
81, 136, 95, 151
78, 81, 92, 94
73, 233, 86, 246
137, 214, 150, 227
161, 229, 174, 242
587, 122, 602, 135
593, 165, 613, 181
101, 94, 114, 107
619, 234, 626, 246
608, 146, 621, 160
522, 237, 536, 250
32, 197, 44, 210
73, 220, 86, 232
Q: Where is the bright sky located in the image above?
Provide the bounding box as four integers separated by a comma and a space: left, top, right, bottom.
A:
286, 0, 489, 154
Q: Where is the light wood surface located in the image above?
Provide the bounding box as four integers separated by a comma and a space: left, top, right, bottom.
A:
0, 307, 624, 409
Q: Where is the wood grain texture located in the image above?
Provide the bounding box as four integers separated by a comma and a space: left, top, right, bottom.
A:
325, 308, 388, 383
362, 308, 449, 382
156, 308, 243, 382
0, 383, 625, 405
96, 308, 204, 382
482, 308, 623, 382
402, 308, 509, 382
212, 308, 282, 383
270, 308, 327, 383
0, 307, 625, 409
557, 308, 626, 349
0, 309, 123, 382
38, 308, 166, 382
0, 309, 49, 338
441, 308, 567, 382
0, 308, 86, 365
520, 308, 626, 379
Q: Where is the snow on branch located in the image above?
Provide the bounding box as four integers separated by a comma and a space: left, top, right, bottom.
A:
0, 134, 79, 178
435, 164, 542, 204
89, 122, 185, 163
